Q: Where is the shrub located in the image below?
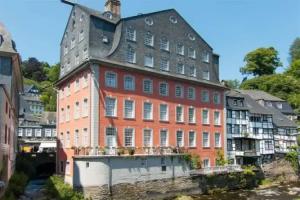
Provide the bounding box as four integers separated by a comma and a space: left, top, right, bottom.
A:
285, 146, 299, 172
242, 165, 255, 176
216, 150, 227, 166
3, 172, 29, 199
191, 154, 202, 169
45, 175, 85, 200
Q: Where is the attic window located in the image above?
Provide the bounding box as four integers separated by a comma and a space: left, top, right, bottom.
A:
105, 12, 113, 19
102, 35, 109, 43
169, 16, 178, 24
188, 33, 195, 41
145, 17, 153, 26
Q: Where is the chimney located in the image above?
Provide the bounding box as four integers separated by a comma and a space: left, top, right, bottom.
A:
105, 0, 121, 16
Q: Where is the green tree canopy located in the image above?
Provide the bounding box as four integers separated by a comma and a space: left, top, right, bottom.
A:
286, 59, 300, 78
223, 79, 240, 89
240, 47, 282, 76
289, 37, 300, 62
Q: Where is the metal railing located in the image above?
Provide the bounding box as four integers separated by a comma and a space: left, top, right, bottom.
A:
190, 165, 242, 175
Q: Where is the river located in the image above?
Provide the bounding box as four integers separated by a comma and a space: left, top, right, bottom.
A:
183, 182, 300, 200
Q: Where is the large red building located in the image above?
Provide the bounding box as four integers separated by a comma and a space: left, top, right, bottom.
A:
57, 0, 227, 184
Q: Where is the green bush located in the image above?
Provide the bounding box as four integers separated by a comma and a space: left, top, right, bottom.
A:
216, 150, 227, 166
285, 146, 299, 172
242, 165, 255, 176
191, 154, 202, 169
45, 175, 86, 200
3, 172, 29, 199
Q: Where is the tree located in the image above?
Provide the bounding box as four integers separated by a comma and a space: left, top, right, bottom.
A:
289, 37, 300, 62
240, 47, 282, 76
223, 79, 240, 89
286, 59, 300, 78
22, 57, 47, 82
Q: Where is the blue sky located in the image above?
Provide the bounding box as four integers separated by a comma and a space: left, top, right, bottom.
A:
0, 0, 299, 81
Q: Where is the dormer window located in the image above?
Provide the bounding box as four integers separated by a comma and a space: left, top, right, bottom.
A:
160, 57, 169, 71
277, 103, 283, 109
126, 27, 136, 41
145, 17, 154, 26
169, 16, 178, 24
188, 48, 196, 59
188, 33, 195, 41
64, 45, 68, 55
202, 51, 210, 63
160, 37, 169, 51
144, 31, 154, 46
144, 55, 154, 68
176, 43, 184, 55
126, 46, 136, 63
105, 12, 113, 19
203, 70, 210, 80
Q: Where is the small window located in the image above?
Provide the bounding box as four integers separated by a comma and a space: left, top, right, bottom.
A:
201, 90, 210, 103
144, 55, 154, 68
176, 130, 184, 147
124, 128, 134, 147
176, 63, 185, 75
143, 79, 153, 94
202, 132, 210, 148
189, 66, 196, 77
71, 37, 76, 49
188, 48, 196, 59
202, 110, 209, 125
176, 44, 184, 55
189, 131, 196, 147
169, 16, 178, 24
175, 85, 184, 98
143, 102, 153, 120
160, 37, 169, 51
202, 51, 210, 63
126, 27, 136, 41
213, 92, 221, 104
188, 107, 196, 123
214, 111, 221, 125
124, 100, 134, 119
187, 87, 195, 100
0, 35, 3, 46
160, 104, 168, 121
126, 46, 136, 63
215, 132, 221, 148
144, 31, 154, 46
203, 158, 210, 168
203, 70, 210, 80
277, 103, 283, 109
145, 17, 154, 26
79, 30, 84, 42
160, 57, 169, 71
160, 130, 168, 147
105, 71, 117, 88
188, 33, 195, 41
176, 106, 184, 122
105, 97, 117, 117
159, 82, 169, 96
124, 75, 135, 91
143, 129, 153, 147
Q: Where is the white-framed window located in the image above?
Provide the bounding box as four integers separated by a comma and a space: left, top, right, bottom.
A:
160, 130, 168, 147
26, 129, 32, 137
187, 87, 195, 100
124, 128, 134, 147
79, 29, 84, 42
143, 79, 153, 94
160, 37, 169, 51
213, 92, 221, 104
176, 105, 184, 122
203, 132, 210, 148
277, 103, 283, 109
160, 104, 168, 121
83, 99, 88, 117
126, 27, 136, 41
66, 131, 70, 148
214, 111, 221, 125
160, 57, 169, 71
201, 90, 210, 103
176, 43, 184, 55
203, 70, 210, 80
189, 131, 196, 147
53, 129, 57, 137
202, 109, 209, 124
105, 97, 117, 117
66, 105, 70, 121
35, 129, 42, 137
144, 55, 154, 68
124, 75, 135, 91
45, 128, 52, 137
105, 127, 117, 147
188, 48, 196, 59
60, 108, 65, 123
143, 102, 153, 120
202, 51, 210, 63
75, 78, 80, 92
188, 107, 196, 123
143, 129, 153, 147
215, 132, 221, 148
83, 73, 88, 88
176, 130, 184, 147
126, 46, 136, 63
175, 85, 184, 98
189, 66, 196, 77
18, 128, 23, 137
176, 63, 185, 74
66, 84, 71, 96
203, 158, 210, 168
71, 37, 76, 49
105, 71, 117, 88
159, 82, 169, 96
74, 129, 79, 147
75, 102, 80, 119
124, 99, 135, 119
144, 31, 154, 46
83, 128, 89, 147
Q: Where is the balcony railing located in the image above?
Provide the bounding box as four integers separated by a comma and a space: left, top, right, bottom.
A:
190, 165, 242, 175
244, 150, 260, 157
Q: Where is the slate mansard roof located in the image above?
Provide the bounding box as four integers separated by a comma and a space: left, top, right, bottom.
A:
59, 3, 224, 88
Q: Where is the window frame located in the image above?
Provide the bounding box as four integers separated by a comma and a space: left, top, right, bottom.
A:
159, 104, 169, 122
202, 109, 210, 125
176, 105, 184, 123
124, 75, 135, 91
143, 128, 153, 147
105, 97, 117, 117
202, 132, 210, 148
159, 82, 169, 96
124, 99, 135, 119
105, 71, 117, 88
188, 131, 196, 147
143, 79, 153, 94
160, 129, 168, 147
124, 128, 135, 147
143, 101, 153, 120
175, 84, 184, 98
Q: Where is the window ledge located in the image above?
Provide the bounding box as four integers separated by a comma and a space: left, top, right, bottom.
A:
160, 120, 170, 123
143, 119, 154, 122
176, 121, 185, 124
124, 117, 135, 120
203, 147, 211, 149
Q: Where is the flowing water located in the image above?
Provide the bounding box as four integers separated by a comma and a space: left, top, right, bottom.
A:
186, 183, 300, 200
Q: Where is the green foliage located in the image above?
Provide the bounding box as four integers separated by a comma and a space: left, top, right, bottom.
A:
289, 37, 300, 62
4, 172, 29, 199
216, 150, 227, 166
45, 175, 86, 200
21, 57, 60, 112
242, 165, 255, 176
259, 178, 273, 187
191, 154, 202, 169
285, 146, 299, 172
183, 153, 192, 163
286, 59, 300, 79
240, 47, 282, 76
223, 79, 240, 89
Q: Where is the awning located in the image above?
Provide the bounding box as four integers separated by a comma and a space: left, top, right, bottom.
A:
39, 142, 57, 148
